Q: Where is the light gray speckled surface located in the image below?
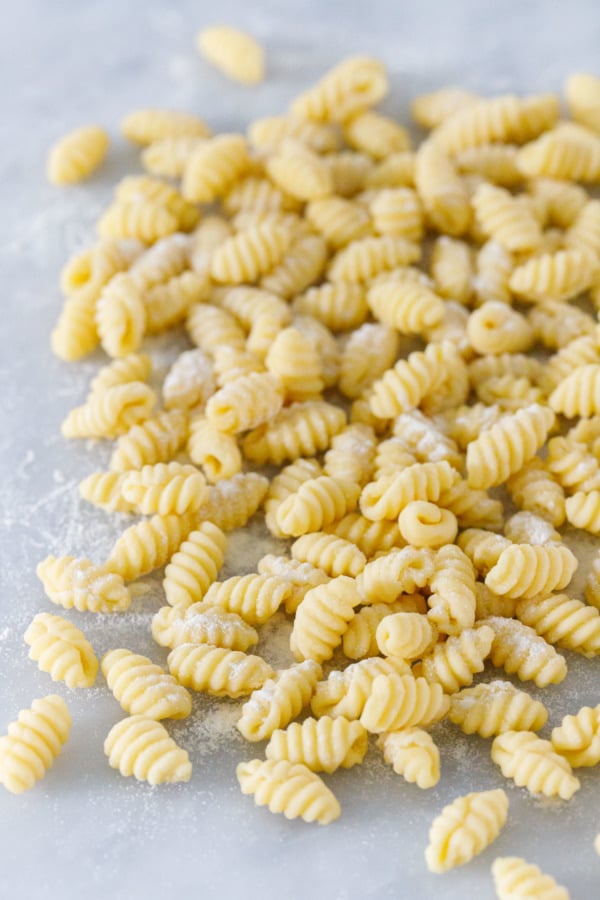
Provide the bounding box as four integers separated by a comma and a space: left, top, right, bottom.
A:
1, 1, 600, 898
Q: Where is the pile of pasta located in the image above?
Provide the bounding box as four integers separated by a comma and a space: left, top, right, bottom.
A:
5, 45, 600, 894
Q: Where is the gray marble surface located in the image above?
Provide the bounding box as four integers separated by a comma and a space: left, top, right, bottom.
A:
1, 1, 600, 897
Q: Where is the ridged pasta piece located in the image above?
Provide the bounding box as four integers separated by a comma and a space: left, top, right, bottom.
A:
326, 513, 404, 558
187, 305, 246, 358
369, 188, 423, 241
141, 136, 207, 177
551, 704, 600, 768
203, 371, 284, 434
213, 346, 264, 387
257, 556, 329, 615
293, 283, 369, 331
217, 286, 291, 332
427, 544, 477, 635
367, 277, 444, 335
467, 301, 534, 355
565, 490, 600, 533
110, 409, 188, 472
163, 522, 227, 608
398, 501, 458, 548
455, 143, 521, 186
343, 109, 410, 159
585, 555, 600, 610
549, 364, 600, 417
510, 248, 598, 302
248, 115, 339, 153
430, 236, 473, 304
360, 673, 449, 733
104, 716, 191, 784
102, 649, 192, 719
506, 458, 566, 526
114, 175, 199, 231
202, 574, 290, 626
78, 471, 133, 513
310, 657, 410, 720
504, 511, 562, 545
275, 476, 360, 537
491, 731, 580, 800
24, 613, 98, 688
366, 151, 415, 189
474, 240, 514, 305
223, 175, 300, 216
566, 72, 600, 132
47, 125, 109, 185
415, 139, 471, 235
415, 626, 494, 694
265, 328, 324, 401
472, 182, 542, 252
36, 556, 131, 613
290, 576, 361, 663
167, 643, 273, 698
162, 348, 215, 412
339, 323, 400, 399
97, 200, 179, 244
361, 461, 459, 520
516, 122, 600, 181
51, 293, 99, 361
376, 611, 434, 660
357, 547, 434, 604
151, 603, 257, 652
546, 437, 600, 493
197, 25, 264, 84
187, 417, 241, 483
62, 381, 155, 440
121, 462, 206, 516
95, 273, 146, 358
260, 234, 329, 299
127, 232, 191, 290
530, 176, 589, 229
458, 528, 511, 575
566, 198, 600, 255
481, 615, 567, 687
0, 695, 71, 794
434, 93, 559, 154
237, 758, 340, 825
474, 584, 526, 622
323, 424, 376, 487
211, 222, 292, 285
266, 139, 332, 201
466, 403, 555, 489
392, 410, 463, 468
291, 533, 366, 577
411, 87, 479, 129
196, 472, 269, 531
121, 108, 210, 145
528, 301, 596, 351
237, 660, 322, 742
367, 345, 446, 419
265, 717, 368, 773
377, 727, 440, 788
342, 597, 425, 660
516, 594, 600, 657
437, 481, 504, 532
328, 235, 420, 282
449, 680, 548, 738
106, 513, 193, 580
486, 545, 578, 600
425, 789, 509, 873
88, 353, 151, 402
144, 271, 210, 334
491, 856, 570, 900
290, 56, 388, 124
545, 334, 600, 393
60, 238, 141, 297
263, 458, 322, 537
182, 134, 250, 202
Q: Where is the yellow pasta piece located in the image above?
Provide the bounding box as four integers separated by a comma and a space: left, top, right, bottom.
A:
486, 545, 577, 600
366, 151, 415, 189
360, 673, 449, 733
237, 660, 322, 742
101, 648, 192, 719
546, 436, 600, 493
237, 758, 340, 825
104, 716, 191, 785
248, 115, 339, 154
472, 182, 542, 252
162, 349, 215, 412
110, 409, 188, 472
565, 490, 600, 534
455, 143, 521, 186
481, 615, 567, 687
566, 72, 600, 133
187, 304, 246, 356
205, 371, 284, 434
310, 657, 410, 720
491, 856, 570, 900
290, 576, 361, 663
182, 134, 251, 202
88, 353, 152, 401
377, 728, 440, 789
265, 327, 324, 401
79, 471, 133, 513
367, 277, 444, 335
196, 472, 269, 531
261, 233, 329, 299
197, 25, 265, 84
0, 696, 71, 794
97, 200, 179, 244
370, 188, 423, 241
361, 461, 459, 520
202, 574, 290, 626
565, 198, 600, 255
516, 593, 600, 657
328, 235, 420, 283
95, 273, 146, 358
517, 122, 600, 181
36, 556, 131, 613
438, 480, 504, 531
151, 603, 257, 652
266, 139, 333, 201
24, 613, 98, 688
276, 476, 360, 537
211, 222, 291, 284
339, 323, 400, 399
357, 547, 434, 604
510, 248, 598, 302
411, 87, 479, 129
325, 513, 404, 558
430, 235, 473, 304
163, 522, 226, 609
106, 513, 194, 581
265, 716, 368, 773
47, 126, 109, 185
425, 789, 509, 873
549, 363, 600, 417
397, 501, 458, 548
291, 56, 388, 124
323, 424, 376, 486
415, 139, 472, 235
491, 730, 580, 800
291, 533, 366, 577
343, 110, 410, 159
122, 108, 210, 145
376, 611, 434, 660
449, 680, 548, 737
468, 301, 534, 355
305, 197, 371, 249
585, 555, 600, 610
141, 136, 207, 178
427, 543, 477, 635
187, 417, 241, 483
257, 556, 329, 615
167, 643, 273, 698
551, 704, 600, 768
416, 625, 494, 694
121, 462, 206, 516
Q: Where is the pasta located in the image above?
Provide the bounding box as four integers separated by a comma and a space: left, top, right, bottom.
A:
237, 660, 322, 742
325, 513, 404, 558
202, 574, 290, 626
152, 603, 257, 652
167, 643, 273, 698
551, 704, 600, 768
266, 139, 333, 201
491, 856, 570, 900
290, 576, 361, 662
491, 730, 580, 800
324, 424, 376, 486
291, 533, 366, 577
248, 115, 339, 153
310, 657, 410, 720
377, 728, 440, 788
367, 345, 446, 419
516, 122, 600, 181
195, 472, 269, 531
257, 556, 329, 615
367, 278, 444, 335
211, 222, 292, 284
426, 544, 477, 635
293, 282, 369, 330
430, 236, 473, 304
344, 110, 410, 159
47, 126, 109, 185
549, 364, 600, 417
101, 648, 192, 719
415, 625, 494, 694
411, 87, 478, 129
509, 247, 598, 302
0, 696, 71, 794
106, 513, 194, 581
79, 471, 134, 513
36, 556, 131, 613
97, 200, 179, 244
236, 758, 340, 825
359, 673, 449, 733
375, 611, 434, 660
482, 615, 568, 687
265, 327, 324, 401
515, 593, 600, 657
110, 409, 189, 471
121, 108, 210, 145
448, 680, 548, 738
162, 349, 215, 412
369, 188, 423, 241
506, 458, 566, 527
24, 613, 99, 688
141, 136, 207, 178
205, 371, 284, 433
104, 716, 192, 784
360, 461, 459, 520
265, 716, 367, 773
197, 25, 265, 84
275, 476, 360, 537
415, 139, 471, 235
357, 547, 435, 603
398, 501, 458, 548
328, 235, 420, 282
290, 56, 388, 124
424, 789, 509, 873
338, 323, 400, 399
485, 544, 578, 600
467, 301, 533, 355
61, 382, 156, 439
163, 522, 227, 608
566, 72, 600, 133
342, 598, 425, 660
88, 353, 152, 400
182, 134, 250, 203
121, 462, 207, 515
565, 491, 600, 534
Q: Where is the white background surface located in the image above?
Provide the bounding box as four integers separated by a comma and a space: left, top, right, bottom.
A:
1, 1, 600, 897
